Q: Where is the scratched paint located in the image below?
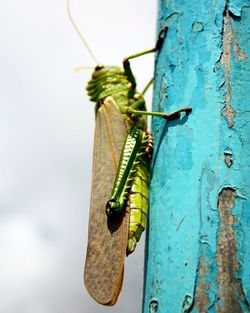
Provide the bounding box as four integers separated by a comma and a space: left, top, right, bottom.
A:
143, 1, 250, 313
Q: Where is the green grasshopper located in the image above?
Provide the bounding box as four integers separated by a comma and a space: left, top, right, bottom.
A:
67, 1, 191, 306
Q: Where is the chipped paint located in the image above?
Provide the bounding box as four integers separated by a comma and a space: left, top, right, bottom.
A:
227, 0, 250, 16
215, 188, 248, 312
192, 22, 204, 32
182, 294, 193, 313
221, 11, 236, 127
143, 0, 250, 312
224, 148, 233, 167
193, 257, 210, 312
221, 10, 246, 127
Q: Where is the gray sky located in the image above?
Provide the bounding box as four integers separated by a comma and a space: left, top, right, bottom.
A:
0, 1, 156, 312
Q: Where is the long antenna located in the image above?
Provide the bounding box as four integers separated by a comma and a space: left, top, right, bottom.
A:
67, 0, 101, 64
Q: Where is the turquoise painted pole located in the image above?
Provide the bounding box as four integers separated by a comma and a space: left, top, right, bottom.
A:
143, 1, 250, 312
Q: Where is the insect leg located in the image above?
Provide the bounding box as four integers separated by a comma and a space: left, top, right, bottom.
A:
127, 104, 192, 120
123, 27, 168, 87
124, 26, 168, 63
106, 126, 144, 217
141, 78, 153, 96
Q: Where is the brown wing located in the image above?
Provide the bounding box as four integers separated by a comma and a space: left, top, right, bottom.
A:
84, 96, 130, 305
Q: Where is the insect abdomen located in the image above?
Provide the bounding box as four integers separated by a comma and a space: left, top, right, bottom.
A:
127, 158, 150, 255
126, 130, 153, 254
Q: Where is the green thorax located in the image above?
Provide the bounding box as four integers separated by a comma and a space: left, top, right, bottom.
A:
86, 65, 147, 128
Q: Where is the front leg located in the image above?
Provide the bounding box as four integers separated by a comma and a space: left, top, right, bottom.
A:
123, 27, 168, 88
127, 104, 192, 120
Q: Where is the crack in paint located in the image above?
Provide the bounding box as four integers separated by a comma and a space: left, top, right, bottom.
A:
221, 10, 246, 127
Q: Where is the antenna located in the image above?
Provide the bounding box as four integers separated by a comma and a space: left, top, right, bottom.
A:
75, 66, 95, 72
67, 0, 101, 64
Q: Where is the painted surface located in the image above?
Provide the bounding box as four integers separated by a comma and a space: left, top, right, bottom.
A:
143, 1, 250, 312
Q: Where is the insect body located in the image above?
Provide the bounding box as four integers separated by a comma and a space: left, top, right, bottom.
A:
85, 64, 152, 305
84, 52, 191, 305
67, 0, 191, 305
86, 65, 153, 257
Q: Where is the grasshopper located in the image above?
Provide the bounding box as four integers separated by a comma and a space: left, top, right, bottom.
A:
67, 1, 191, 305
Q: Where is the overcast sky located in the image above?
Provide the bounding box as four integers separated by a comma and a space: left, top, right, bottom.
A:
0, 1, 157, 312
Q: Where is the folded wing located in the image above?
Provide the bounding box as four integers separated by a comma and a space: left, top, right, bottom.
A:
84, 97, 130, 305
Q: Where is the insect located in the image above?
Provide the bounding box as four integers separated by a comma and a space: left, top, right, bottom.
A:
67, 1, 191, 306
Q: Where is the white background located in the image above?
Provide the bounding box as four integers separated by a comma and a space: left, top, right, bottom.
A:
0, 1, 157, 312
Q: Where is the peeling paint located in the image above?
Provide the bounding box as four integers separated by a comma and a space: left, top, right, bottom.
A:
221, 10, 246, 127
193, 257, 210, 312
221, 11, 236, 127
149, 299, 159, 313
165, 12, 180, 25
227, 0, 250, 17
182, 294, 193, 313
215, 188, 249, 312
224, 147, 233, 167
192, 22, 204, 32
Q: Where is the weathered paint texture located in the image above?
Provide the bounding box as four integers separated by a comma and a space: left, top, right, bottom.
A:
216, 188, 248, 313
143, 1, 250, 313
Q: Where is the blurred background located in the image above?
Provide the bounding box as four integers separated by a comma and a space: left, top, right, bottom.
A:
0, 1, 157, 312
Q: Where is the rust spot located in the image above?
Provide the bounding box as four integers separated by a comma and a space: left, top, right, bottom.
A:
193, 256, 210, 313
215, 188, 246, 313
221, 11, 235, 127
221, 11, 246, 127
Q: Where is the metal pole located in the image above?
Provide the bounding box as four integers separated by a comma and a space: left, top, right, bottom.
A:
143, 1, 250, 312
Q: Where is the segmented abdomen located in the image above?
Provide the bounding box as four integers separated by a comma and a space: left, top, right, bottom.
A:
127, 131, 153, 255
